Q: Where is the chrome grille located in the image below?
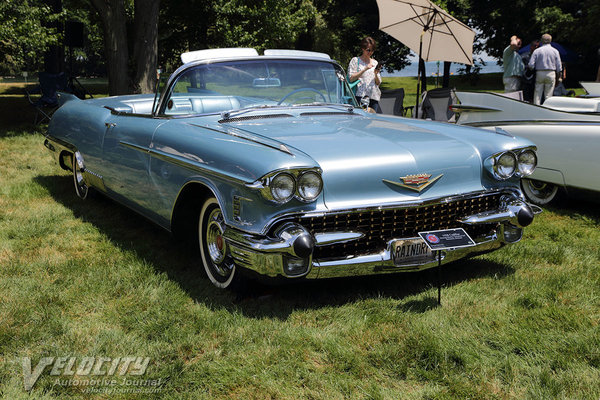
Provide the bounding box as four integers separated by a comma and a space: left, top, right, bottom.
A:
283, 193, 502, 260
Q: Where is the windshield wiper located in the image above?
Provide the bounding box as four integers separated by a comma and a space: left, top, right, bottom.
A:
220, 104, 283, 120
291, 102, 355, 113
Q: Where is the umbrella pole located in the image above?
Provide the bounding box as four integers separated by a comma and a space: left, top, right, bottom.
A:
415, 31, 425, 118
415, 60, 420, 118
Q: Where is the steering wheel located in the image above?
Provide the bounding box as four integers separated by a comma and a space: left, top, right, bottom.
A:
277, 88, 327, 105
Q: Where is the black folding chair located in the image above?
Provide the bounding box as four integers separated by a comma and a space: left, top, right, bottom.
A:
419, 87, 456, 122
25, 72, 70, 124
379, 88, 413, 117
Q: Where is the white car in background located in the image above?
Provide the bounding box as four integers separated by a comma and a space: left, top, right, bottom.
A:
453, 91, 600, 205
579, 81, 600, 96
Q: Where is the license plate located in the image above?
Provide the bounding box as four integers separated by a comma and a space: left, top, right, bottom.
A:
390, 238, 436, 267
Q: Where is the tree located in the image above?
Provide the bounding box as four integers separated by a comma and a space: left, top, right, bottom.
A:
467, 0, 600, 80
0, 0, 62, 75
307, 0, 411, 73
88, 0, 159, 95
157, 0, 412, 75
158, 0, 321, 71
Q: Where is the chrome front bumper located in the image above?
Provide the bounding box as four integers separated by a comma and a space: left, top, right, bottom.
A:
223, 194, 537, 280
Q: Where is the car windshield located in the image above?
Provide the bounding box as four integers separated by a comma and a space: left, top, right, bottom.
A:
160, 59, 358, 116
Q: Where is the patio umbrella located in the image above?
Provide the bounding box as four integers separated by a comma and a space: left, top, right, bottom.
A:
377, 0, 475, 115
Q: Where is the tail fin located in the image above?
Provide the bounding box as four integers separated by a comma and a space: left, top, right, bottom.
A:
57, 92, 81, 107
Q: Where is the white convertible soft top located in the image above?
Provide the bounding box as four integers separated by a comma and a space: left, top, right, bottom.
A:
181, 48, 331, 64
181, 48, 259, 64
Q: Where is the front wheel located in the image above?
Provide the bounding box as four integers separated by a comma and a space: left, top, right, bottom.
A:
198, 197, 241, 289
521, 178, 559, 206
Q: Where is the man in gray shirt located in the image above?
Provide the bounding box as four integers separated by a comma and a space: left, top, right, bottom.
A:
528, 33, 562, 105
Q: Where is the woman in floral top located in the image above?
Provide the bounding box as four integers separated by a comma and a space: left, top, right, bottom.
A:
348, 36, 383, 113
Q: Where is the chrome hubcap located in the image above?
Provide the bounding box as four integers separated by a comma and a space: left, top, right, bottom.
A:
205, 208, 230, 277
526, 180, 555, 199
73, 152, 88, 197
75, 169, 86, 188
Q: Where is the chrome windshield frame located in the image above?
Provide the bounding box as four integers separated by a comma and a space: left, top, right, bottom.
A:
154, 56, 358, 117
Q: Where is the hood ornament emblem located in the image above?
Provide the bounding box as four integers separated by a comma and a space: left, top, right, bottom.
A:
383, 173, 443, 192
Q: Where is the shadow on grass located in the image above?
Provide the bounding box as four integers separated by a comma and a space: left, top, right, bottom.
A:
37, 174, 515, 319
544, 193, 600, 223
0, 121, 43, 137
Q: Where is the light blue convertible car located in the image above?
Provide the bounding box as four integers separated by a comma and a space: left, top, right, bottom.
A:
45, 48, 538, 289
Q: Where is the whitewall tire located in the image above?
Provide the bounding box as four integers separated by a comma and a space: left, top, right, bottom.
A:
198, 197, 239, 289
521, 179, 559, 206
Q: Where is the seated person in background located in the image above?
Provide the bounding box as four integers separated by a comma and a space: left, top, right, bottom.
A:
553, 63, 575, 97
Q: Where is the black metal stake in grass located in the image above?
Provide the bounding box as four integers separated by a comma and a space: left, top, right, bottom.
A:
420, 228, 476, 307
437, 250, 442, 306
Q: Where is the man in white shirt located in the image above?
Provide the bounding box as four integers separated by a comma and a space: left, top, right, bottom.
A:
528, 33, 563, 105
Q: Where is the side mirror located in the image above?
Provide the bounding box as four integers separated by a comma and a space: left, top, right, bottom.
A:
360, 96, 370, 109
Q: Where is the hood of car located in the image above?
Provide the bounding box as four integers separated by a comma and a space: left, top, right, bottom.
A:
218, 112, 489, 209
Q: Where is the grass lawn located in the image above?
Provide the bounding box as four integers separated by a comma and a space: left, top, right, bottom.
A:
0, 75, 598, 398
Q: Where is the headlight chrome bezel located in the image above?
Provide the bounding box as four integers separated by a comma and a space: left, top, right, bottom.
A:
495, 151, 517, 179
297, 171, 323, 202
516, 149, 538, 177
270, 172, 296, 203
489, 146, 537, 181
253, 167, 324, 204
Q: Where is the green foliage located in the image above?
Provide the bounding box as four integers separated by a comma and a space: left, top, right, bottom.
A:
213, 0, 317, 50
62, 0, 107, 77
468, 0, 599, 59
157, 0, 317, 70
6, 0, 600, 85
309, 0, 411, 73
466, 0, 600, 80
0, 0, 63, 75
157, 0, 411, 74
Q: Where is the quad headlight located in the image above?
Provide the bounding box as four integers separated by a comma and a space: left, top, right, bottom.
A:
298, 171, 323, 201
517, 150, 537, 176
496, 152, 517, 179
254, 168, 324, 204
270, 173, 296, 203
489, 147, 537, 180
